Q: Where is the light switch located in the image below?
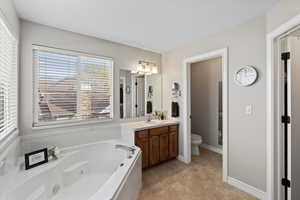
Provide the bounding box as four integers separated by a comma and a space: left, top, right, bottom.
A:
245, 105, 253, 115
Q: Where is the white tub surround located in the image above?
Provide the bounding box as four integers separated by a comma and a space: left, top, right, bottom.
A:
0, 140, 141, 200
0, 135, 21, 200
120, 120, 180, 145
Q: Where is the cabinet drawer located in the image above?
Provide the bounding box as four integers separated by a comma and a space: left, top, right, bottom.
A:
169, 125, 178, 132
135, 130, 149, 139
149, 126, 169, 136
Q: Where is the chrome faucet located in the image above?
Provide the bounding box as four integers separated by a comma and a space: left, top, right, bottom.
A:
115, 144, 136, 159
146, 114, 152, 122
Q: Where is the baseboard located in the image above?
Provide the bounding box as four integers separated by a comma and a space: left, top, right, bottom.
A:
200, 143, 222, 155
177, 155, 186, 163
228, 177, 266, 200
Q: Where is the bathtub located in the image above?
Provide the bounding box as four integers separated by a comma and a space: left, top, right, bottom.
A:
2, 141, 142, 200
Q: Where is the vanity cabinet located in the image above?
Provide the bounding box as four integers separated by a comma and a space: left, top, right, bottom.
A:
135, 124, 178, 169
149, 135, 160, 166
169, 130, 178, 159
135, 130, 149, 168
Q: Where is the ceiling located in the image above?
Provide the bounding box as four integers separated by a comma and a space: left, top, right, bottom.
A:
14, 0, 278, 53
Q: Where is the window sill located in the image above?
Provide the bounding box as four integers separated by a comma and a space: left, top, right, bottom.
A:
32, 119, 114, 130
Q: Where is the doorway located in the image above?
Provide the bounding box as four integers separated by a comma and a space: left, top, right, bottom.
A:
266, 13, 300, 200
120, 76, 126, 119
132, 75, 145, 117
190, 57, 223, 155
182, 48, 228, 182
272, 27, 300, 200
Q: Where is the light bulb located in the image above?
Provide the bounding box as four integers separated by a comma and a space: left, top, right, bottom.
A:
145, 65, 151, 73
137, 64, 144, 72
151, 66, 158, 74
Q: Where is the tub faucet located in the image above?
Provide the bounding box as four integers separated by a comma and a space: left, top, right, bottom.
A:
115, 144, 136, 158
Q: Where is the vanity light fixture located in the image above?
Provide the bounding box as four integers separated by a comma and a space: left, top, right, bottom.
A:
151, 66, 158, 74
131, 60, 158, 75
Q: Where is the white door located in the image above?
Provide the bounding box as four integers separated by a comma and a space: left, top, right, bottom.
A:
289, 36, 300, 200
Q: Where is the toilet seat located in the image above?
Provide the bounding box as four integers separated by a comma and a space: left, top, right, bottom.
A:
191, 134, 202, 144
191, 133, 202, 156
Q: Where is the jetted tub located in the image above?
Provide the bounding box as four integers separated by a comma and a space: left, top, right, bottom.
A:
2, 141, 142, 200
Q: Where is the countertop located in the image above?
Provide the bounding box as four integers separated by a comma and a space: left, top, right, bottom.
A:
121, 120, 179, 131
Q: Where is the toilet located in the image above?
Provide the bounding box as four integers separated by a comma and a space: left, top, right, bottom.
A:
191, 133, 203, 156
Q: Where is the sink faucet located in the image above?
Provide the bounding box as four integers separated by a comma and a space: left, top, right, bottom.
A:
115, 144, 136, 159
146, 114, 152, 122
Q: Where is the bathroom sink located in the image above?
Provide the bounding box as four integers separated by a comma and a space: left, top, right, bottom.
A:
145, 120, 161, 124
122, 120, 179, 131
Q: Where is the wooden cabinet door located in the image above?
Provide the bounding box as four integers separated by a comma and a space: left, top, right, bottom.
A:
169, 131, 178, 158
160, 133, 169, 162
136, 138, 149, 169
149, 135, 160, 166
135, 130, 149, 169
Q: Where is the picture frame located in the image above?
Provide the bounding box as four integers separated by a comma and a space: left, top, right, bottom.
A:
25, 148, 48, 170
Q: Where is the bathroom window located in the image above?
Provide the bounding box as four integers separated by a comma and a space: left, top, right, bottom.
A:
0, 18, 18, 140
33, 46, 113, 127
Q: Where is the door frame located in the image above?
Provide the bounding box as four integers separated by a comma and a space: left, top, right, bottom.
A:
266, 13, 300, 200
131, 75, 146, 117
120, 76, 126, 118
182, 48, 228, 182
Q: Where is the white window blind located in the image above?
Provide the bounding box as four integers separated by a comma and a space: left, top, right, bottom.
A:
33, 47, 113, 127
0, 18, 18, 140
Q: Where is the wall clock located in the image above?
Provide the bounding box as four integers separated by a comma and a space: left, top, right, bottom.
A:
234, 66, 258, 87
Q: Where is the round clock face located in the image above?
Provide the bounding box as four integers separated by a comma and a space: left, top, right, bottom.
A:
235, 66, 258, 86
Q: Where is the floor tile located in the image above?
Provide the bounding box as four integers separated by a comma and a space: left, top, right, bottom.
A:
138, 148, 258, 200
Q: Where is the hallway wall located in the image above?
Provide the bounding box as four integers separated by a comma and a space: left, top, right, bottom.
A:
162, 16, 266, 191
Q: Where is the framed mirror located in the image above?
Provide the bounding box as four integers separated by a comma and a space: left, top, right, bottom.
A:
119, 69, 162, 120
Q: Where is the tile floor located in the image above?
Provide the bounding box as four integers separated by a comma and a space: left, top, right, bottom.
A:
138, 148, 257, 200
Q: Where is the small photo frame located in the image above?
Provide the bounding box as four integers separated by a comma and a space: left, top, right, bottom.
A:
25, 148, 48, 170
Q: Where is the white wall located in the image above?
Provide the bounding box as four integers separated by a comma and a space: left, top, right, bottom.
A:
266, 0, 300, 33
191, 57, 222, 150
162, 16, 266, 191
0, 0, 19, 38
19, 20, 161, 152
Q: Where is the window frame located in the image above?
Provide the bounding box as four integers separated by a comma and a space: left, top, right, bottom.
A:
0, 17, 18, 142
32, 45, 114, 128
